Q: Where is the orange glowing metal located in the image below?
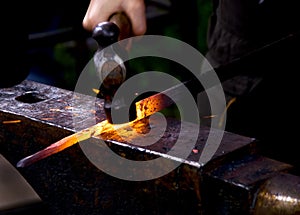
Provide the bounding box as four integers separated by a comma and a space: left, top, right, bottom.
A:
2, 120, 21, 124
16, 81, 187, 168
135, 93, 172, 120
135, 81, 187, 120
16, 119, 132, 168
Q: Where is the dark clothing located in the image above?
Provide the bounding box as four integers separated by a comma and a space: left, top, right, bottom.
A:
204, 0, 300, 166
206, 0, 300, 68
204, 0, 300, 102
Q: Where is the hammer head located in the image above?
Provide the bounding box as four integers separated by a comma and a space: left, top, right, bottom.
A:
92, 21, 128, 124
92, 22, 120, 50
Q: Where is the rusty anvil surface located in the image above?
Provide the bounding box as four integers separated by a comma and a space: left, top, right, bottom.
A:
0, 80, 296, 215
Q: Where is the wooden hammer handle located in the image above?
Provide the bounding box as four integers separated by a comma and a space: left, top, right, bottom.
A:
109, 12, 132, 40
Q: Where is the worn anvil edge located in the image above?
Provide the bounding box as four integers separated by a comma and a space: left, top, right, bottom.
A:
107, 139, 203, 168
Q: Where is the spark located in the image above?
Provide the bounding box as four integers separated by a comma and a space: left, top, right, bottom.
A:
92, 88, 100, 94
2, 120, 21, 124
218, 97, 236, 128
201, 115, 217, 119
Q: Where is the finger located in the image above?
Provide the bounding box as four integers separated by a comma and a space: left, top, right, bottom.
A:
123, 0, 147, 35
83, 0, 122, 31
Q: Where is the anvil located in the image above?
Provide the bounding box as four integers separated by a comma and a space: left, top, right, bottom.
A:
1, 80, 300, 214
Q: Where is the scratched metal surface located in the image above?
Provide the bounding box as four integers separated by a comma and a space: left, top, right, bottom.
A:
0, 80, 107, 131
0, 80, 255, 164
0, 80, 256, 215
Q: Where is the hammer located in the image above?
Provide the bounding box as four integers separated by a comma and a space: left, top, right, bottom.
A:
92, 12, 131, 124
